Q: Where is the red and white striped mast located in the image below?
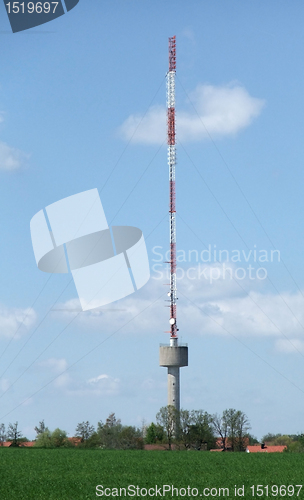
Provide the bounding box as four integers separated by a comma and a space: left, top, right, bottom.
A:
167, 36, 178, 343
159, 37, 188, 412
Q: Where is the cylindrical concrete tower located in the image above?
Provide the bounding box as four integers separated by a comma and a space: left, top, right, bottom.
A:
159, 338, 188, 411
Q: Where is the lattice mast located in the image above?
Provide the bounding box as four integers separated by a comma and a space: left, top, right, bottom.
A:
160, 36, 188, 413
167, 36, 178, 339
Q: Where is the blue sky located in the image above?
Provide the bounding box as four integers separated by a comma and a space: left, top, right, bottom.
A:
1, 0, 304, 440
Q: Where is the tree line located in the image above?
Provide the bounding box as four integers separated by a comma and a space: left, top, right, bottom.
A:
153, 406, 251, 451
1, 407, 304, 452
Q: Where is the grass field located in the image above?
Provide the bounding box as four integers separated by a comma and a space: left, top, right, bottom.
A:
0, 449, 303, 500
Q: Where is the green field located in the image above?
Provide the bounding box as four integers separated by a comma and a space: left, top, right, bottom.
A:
0, 449, 303, 500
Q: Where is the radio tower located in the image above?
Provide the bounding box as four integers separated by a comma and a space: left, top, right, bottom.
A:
159, 36, 188, 412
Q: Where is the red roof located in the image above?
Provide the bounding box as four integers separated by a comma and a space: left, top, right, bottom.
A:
1, 441, 35, 447
246, 445, 286, 453
215, 437, 249, 449
20, 441, 34, 447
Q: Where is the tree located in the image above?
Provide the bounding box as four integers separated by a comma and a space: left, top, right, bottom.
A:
51, 428, 72, 448
178, 410, 215, 450
75, 421, 95, 443
34, 421, 51, 447
246, 433, 259, 445
211, 413, 229, 450
34, 420, 46, 437
156, 405, 178, 450
211, 409, 250, 451
119, 426, 144, 450
7, 422, 22, 447
225, 409, 239, 450
34, 429, 53, 448
34, 428, 73, 448
145, 422, 165, 444
145, 423, 157, 444
234, 410, 251, 451
0, 423, 6, 446
262, 432, 281, 443
97, 413, 122, 449
274, 435, 293, 447
285, 434, 304, 453
179, 409, 193, 449
261, 433, 293, 447
94, 414, 144, 450
189, 410, 216, 450
105, 413, 121, 428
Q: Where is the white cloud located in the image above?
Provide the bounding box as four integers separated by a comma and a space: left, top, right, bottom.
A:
119, 105, 165, 145
37, 359, 120, 395
56, 264, 304, 354
39, 358, 71, 388
88, 373, 111, 384
0, 141, 27, 171
65, 373, 120, 397
87, 373, 120, 395
119, 83, 265, 144
0, 97, 28, 170
0, 305, 36, 339
275, 339, 304, 354
40, 358, 68, 372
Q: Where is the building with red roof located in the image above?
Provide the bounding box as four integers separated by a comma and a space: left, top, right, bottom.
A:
246, 444, 286, 453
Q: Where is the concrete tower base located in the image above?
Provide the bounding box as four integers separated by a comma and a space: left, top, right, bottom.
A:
159, 339, 188, 412
168, 366, 180, 409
